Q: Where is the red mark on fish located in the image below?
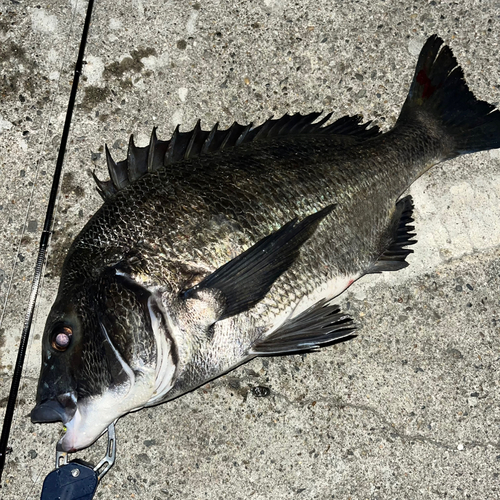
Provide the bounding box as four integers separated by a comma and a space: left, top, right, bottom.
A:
416, 69, 436, 99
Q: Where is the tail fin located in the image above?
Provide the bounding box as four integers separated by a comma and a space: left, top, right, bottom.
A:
397, 35, 500, 157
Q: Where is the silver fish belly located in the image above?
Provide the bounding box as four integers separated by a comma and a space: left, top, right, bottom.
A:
31, 35, 500, 453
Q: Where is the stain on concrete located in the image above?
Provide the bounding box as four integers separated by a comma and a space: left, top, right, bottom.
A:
0, 41, 38, 99
79, 47, 157, 110
47, 222, 75, 276
45, 176, 87, 275
80, 86, 111, 111
103, 47, 157, 79
45, 175, 84, 275
61, 172, 85, 199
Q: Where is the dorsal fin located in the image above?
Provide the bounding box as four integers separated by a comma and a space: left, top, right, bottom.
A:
94, 112, 380, 201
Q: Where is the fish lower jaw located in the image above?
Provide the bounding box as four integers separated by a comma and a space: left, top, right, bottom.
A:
58, 379, 157, 452
57, 408, 92, 452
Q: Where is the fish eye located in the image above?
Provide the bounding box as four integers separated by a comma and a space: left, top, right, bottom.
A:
51, 325, 73, 352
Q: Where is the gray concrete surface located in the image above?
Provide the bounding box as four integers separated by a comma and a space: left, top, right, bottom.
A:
1, 0, 499, 498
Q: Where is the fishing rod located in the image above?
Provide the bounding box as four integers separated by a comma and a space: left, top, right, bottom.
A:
0, 0, 96, 484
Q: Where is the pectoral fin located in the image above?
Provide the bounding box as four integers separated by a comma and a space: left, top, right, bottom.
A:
182, 205, 335, 321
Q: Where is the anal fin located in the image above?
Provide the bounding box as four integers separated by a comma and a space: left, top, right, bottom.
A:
249, 299, 356, 356
368, 195, 417, 274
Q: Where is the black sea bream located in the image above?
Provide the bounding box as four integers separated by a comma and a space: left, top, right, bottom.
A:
32, 36, 500, 452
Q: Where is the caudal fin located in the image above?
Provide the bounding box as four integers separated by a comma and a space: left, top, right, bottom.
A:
397, 35, 500, 158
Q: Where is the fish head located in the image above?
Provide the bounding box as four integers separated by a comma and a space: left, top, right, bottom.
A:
31, 268, 172, 451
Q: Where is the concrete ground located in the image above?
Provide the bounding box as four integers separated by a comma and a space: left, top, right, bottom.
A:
1, 0, 499, 498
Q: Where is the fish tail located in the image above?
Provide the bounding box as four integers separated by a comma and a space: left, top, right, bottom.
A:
397, 35, 500, 158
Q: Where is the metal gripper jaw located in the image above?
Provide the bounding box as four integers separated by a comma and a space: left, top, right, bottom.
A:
40, 423, 116, 500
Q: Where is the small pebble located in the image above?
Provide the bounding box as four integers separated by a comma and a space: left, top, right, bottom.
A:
252, 386, 270, 398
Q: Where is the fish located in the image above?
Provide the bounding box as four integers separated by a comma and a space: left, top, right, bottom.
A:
31, 35, 500, 453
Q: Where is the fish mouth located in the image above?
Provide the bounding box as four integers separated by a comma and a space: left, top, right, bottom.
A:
31, 398, 111, 453
31, 392, 77, 424
31, 399, 108, 452
31, 393, 115, 452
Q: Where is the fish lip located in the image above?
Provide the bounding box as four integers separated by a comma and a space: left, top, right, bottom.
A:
55, 407, 83, 452
30, 392, 77, 424
56, 405, 110, 453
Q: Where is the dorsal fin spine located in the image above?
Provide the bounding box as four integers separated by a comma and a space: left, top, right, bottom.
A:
220, 122, 237, 150
253, 116, 274, 141
185, 120, 201, 160
127, 134, 137, 179
312, 112, 332, 130
235, 123, 253, 146
165, 125, 180, 165
105, 144, 116, 174
92, 170, 115, 200
202, 122, 219, 154
105, 144, 125, 190
148, 127, 158, 172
